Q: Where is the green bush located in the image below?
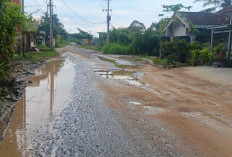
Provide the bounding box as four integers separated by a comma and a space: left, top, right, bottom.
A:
80, 45, 102, 51
103, 43, 130, 55
55, 40, 69, 48
209, 51, 218, 63
0, 0, 26, 81
190, 49, 200, 66
213, 43, 226, 62
102, 43, 113, 54
162, 40, 191, 63
189, 42, 201, 50
37, 45, 50, 52
109, 44, 130, 55
13, 50, 59, 62
199, 47, 210, 64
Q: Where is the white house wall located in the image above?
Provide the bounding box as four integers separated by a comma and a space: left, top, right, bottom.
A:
174, 23, 187, 36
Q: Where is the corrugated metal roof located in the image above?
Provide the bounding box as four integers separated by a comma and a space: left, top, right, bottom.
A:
179, 11, 230, 26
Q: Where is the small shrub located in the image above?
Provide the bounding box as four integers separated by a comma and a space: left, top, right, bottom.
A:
109, 44, 130, 55
208, 51, 218, 63
199, 47, 210, 64
162, 40, 191, 63
36, 45, 50, 52
213, 43, 226, 62
55, 40, 68, 48
15, 50, 60, 62
190, 49, 200, 66
103, 43, 130, 55
80, 45, 102, 51
189, 42, 201, 50
102, 43, 113, 54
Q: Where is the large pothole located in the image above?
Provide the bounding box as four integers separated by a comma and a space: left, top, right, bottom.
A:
93, 68, 143, 86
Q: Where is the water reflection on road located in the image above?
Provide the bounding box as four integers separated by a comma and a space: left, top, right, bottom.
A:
0, 55, 76, 156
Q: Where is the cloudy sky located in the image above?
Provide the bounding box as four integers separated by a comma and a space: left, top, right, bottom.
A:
25, 0, 206, 36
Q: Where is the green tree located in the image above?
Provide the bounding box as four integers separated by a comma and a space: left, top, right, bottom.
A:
130, 32, 144, 55
143, 28, 160, 57
128, 20, 146, 32
150, 18, 170, 35
194, 0, 231, 11
109, 27, 130, 44
0, 0, 26, 81
38, 13, 68, 46
162, 4, 192, 13
77, 28, 93, 40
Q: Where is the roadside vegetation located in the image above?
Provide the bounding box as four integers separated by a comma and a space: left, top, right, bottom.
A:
56, 40, 69, 48
13, 49, 59, 62
0, 1, 69, 107
79, 45, 102, 51
75, 3, 229, 68
0, 0, 26, 82
0, 2, 69, 84
79, 19, 226, 68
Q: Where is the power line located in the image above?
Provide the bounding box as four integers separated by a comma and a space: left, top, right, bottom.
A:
50, 0, 53, 49
59, 0, 105, 25
102, 0, 111, 43
25, 5, 46, 7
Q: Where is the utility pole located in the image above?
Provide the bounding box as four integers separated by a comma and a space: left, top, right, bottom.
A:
22, 0, 25, 56
107, 0, 110, 43
103, 0, 111, 43
50, 0, 53, 49
22, 0, 24, 13
227, 15, 232, 63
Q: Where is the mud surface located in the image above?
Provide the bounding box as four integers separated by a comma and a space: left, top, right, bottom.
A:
0, 51, 169, 156
0, 60, 44, 141
1, 46, 232, 157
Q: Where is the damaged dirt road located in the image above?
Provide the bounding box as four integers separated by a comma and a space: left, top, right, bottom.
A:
0, 45, 232, 156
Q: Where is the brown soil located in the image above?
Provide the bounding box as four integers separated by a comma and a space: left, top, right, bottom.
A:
99, 61, 232, 156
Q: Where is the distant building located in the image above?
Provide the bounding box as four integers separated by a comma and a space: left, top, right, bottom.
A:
98, 32, 107, 45
8, 0, 40, 53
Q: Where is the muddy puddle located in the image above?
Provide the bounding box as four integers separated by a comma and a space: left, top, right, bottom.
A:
97, 55, 134, 66
94, 68, 143, 86
0, 54, 76, 156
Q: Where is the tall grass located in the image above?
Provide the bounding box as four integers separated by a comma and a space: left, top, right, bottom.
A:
80, 45, 102, 51
103, 43, 130, 55
55, 40, 69, 48
13, 50, 59, 62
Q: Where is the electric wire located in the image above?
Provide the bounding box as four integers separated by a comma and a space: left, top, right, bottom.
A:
59, 0, 105, 25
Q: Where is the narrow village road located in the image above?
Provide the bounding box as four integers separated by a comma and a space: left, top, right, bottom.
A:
0, 46, 176, 156
1, 45, 232, 157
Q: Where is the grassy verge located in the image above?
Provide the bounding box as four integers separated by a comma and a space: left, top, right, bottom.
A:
137, 56, 174, 68
79, 45, 102, 51
36, 45, 51, 52
98, 56, 136, 69
55, 40, 69, 48
14, 49, 59, 62
102, 43, 130, 55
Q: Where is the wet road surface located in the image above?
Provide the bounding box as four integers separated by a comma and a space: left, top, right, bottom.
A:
1, 46, 229, 157
0, 51, 164, 156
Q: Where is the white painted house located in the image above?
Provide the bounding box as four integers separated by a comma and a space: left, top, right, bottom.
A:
164, 6, 232, 62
